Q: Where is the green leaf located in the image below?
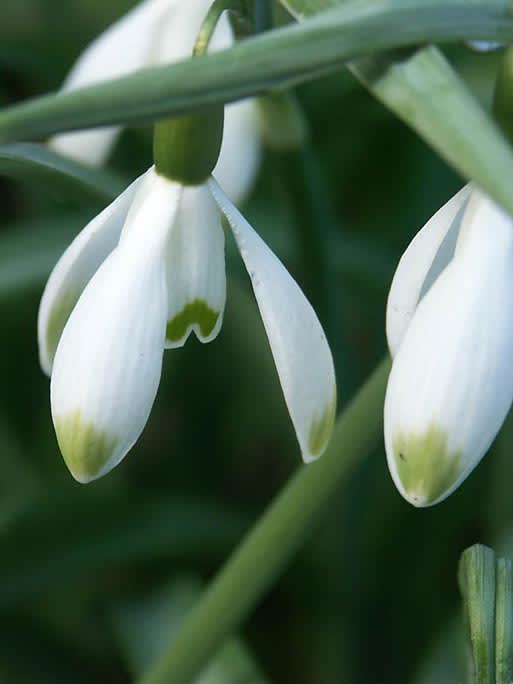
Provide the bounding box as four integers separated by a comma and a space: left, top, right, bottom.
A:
0, 486, 249, 607
458, 544, 496, 684
281, 1, 513, 217
495, 558, 513, 684
0, 0, 512, 142
0, 142, 123, 203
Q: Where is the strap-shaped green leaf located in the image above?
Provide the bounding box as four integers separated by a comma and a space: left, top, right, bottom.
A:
0, 0, 511, 143
282, 0, 513, 217
0, 142, 123, 203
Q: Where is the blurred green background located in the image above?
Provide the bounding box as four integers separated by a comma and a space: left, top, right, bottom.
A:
1, 1, 512, 682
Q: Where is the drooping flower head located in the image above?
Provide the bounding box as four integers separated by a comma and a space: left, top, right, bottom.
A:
385, 185, 513, 506
40, 72, 336, 482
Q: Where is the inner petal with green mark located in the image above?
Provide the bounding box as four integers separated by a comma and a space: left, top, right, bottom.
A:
308, 391, 337, 459
393, 425, 462, 506
54, 410, 119, 483
166, 299, 220, 344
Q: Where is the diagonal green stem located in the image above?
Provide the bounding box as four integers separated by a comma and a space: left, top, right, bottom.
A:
139, 358, 390, 684
193, 0, 251, 56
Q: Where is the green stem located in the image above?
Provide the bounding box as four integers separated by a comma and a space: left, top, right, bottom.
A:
193, 0, 250, 56
139, 358, 390, 684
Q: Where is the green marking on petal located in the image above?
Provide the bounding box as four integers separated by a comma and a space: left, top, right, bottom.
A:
166, 299, 219, 343
54, 410, 118, 483
393, 425, 463, 506
45, 287, 81, 366
308, 390, 337, 458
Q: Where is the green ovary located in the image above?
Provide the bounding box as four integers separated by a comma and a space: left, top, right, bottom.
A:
54, 410, 118, 483
393, 425, 462, 506
308, 391, 337, 457
46, 288, 81, 365
166, 299, 219, 343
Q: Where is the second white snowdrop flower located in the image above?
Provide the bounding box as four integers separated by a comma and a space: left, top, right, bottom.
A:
49, 0, 260, 203
384, 186, 513, 507
40, 106, 336, 482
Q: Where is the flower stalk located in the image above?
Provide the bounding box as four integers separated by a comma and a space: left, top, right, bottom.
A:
153, 107, 224, 184
193, 0, 251, 56
139, 359, 390, 684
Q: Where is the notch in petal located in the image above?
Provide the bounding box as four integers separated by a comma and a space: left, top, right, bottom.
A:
164, 185, 226, 348
385, 194, 513, 506
50, 200, 170, 483
209, 178, 337, 462
386, 184, 471, 356
38, 173, 145, 376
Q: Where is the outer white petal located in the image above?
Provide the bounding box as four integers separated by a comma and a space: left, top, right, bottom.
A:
385, 193, 513, 507
38, 172, 147, 377
386, 184, 472, 356
215, 100, 261, 204
50, 0, 177, 165
164, 185, 226, 348
50, 173, 178, 483
209, 178, 336, 462
49, 128, 121, 168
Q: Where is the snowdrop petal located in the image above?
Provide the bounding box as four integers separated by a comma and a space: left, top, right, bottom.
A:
165, 185, 226, 348
50, 128, 122, 167
215, 100, 261, 204
385, 193, 513, 507
209, 178, 336, 462
38, 173, 146, 376
50, 0, 177, 165
50, 182, 172, 483
386, 184, 471, 356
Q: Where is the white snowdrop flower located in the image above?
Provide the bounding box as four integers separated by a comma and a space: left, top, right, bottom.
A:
49, 0, 260, 203
39, 110, 336, 481
385, 186, 513, 506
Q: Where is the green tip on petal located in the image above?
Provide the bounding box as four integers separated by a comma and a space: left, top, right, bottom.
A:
166, 299, 219, 343
308, 391, 337, 459
54, 410, 119, 483
393, 425, 462, 507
